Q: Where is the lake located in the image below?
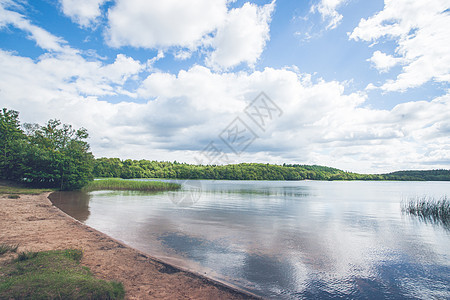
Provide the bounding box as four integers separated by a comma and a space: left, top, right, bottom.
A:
49, 180, 450, 299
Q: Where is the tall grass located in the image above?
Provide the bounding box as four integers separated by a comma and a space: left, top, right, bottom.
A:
83, 178, 181, 192
402, 196, 450, 227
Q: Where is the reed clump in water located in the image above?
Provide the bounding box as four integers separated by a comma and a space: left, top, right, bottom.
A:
83, 179, 181, 192
402, 196, 450, 227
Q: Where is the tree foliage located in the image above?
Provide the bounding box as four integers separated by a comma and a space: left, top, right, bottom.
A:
3, 109, 447, 188
0, 108, 24, 180
384, 170, 450, 181
0, 108, 94, 190
93, 158, 449, 181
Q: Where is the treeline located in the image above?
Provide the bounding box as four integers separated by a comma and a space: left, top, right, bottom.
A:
385, 170, 450, 181
93, 158, 450, 181
0, 109, 94, 190
94, 159, 360, 180
3, 108, 449, 191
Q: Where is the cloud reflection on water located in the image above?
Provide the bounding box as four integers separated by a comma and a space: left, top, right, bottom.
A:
50, 181, 450, 299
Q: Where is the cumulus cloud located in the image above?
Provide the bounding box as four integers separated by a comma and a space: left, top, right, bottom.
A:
1, 0, 449, 172
350, 0, 450, 91
105, 0, 274, 69
205, 1, 275, 69
2, 42, 449, 172
0, 1, 147, 97
367, 50, 402, 73
311, 0, 347, 30
106, 0, 228, 49
59, 0, 108, 27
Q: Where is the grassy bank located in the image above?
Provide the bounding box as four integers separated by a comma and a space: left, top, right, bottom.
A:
0, 247, 124, 299
0, 180, 54, 197
402, 196, 450, 227
83, 178, 181, 192
0, 186, 54, 195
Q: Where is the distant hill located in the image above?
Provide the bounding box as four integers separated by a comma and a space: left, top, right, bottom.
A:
383, 170, 450, 181
93, 158, 450, 181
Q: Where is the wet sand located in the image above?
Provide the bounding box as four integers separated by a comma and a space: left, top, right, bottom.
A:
0, 193, 258, 299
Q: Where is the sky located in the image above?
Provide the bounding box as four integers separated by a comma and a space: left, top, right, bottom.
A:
0, 0, 449, 173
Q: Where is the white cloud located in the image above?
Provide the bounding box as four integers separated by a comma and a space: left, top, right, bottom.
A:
0, 3, 74, 54
59, 0, 108, 28
0, 48, 145, 100
105, 0, 275, 69
205, 1, 275, 69
311, 0, 347, 30
106, 0, 228, 49
3, 43, 448, 172
102, 54, 144, 84
368, 50, 402, 73
350, 0, 450, 91
1, 1, 449, 172
173, 49, 192, 61
294, 0, 347, 42
0, 2, 147, 97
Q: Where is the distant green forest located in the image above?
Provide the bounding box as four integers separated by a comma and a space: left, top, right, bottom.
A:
2, 108, 449, 192
93, 158, 450, 181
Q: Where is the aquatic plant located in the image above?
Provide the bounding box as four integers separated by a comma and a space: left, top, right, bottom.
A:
402, 196, 450, 228
83, 178, 181, 192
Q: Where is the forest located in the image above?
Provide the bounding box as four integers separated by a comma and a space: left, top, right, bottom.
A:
2, 108, 449, 192
93, 158, 450, 181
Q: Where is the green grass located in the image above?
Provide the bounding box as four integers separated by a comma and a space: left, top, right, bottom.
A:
83, 178, 181, 192
0, 186, 55, 195
0, 244, 19, 255
402, 196, 450, 227
7, 194, 20, 199
0, 249, 124, 299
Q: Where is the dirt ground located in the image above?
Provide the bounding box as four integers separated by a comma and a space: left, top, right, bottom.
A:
0, 193, 258, 299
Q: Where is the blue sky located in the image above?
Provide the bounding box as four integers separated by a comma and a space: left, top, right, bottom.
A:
0, 0, 449, 172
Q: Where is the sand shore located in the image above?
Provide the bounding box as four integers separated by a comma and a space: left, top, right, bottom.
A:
0, 193, 258, 299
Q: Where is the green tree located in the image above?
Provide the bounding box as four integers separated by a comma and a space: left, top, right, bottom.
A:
0, 108, 25, 180
23, 119, 94, 190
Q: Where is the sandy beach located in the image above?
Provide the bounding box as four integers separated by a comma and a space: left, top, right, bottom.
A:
0, 193, 257, 299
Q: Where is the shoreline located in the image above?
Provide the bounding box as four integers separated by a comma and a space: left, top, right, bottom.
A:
0, 192, 260, 299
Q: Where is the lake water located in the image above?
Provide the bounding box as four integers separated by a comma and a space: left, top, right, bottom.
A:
49, 180, 450, 299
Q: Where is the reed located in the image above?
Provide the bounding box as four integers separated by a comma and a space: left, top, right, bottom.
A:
83, 178, 181, 192
402, 196, 450, 226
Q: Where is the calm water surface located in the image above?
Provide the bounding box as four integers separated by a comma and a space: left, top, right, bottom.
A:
50, 181, 450, 299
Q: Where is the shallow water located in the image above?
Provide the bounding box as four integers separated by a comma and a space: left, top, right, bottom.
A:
50, 180, 450, 299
